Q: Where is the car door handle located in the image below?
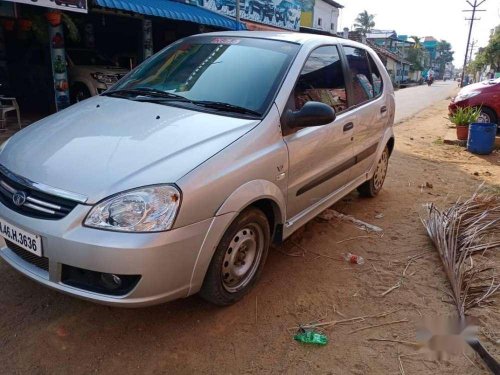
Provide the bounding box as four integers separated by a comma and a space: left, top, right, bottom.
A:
343, 122, 354, 132
380, 106, 387, 114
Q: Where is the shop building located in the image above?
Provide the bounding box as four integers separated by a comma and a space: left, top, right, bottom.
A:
0, 0, 245, 118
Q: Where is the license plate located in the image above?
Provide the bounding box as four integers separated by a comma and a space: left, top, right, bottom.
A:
0, 218, 42, 257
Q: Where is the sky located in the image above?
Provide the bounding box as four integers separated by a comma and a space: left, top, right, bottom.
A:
337, 0, 500, 68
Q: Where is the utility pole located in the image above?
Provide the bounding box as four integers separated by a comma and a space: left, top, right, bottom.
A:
460, 0, 486, 87
468, 40, 477, 63
236, 0, 241, 30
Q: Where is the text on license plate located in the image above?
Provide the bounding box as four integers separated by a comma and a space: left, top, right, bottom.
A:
0, 218, 42, 257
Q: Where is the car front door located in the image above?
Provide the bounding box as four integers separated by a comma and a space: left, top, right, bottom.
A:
342, 45, 389, 180
283, 45, 355, 220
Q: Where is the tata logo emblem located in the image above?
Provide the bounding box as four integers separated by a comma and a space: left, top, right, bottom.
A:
12, 191, 27, 207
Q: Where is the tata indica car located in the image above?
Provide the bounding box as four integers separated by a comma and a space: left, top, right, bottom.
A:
449, 77, 500, 130
0, 32, 395, 307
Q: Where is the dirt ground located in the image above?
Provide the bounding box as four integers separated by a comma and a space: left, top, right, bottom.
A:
0, 98, 499, 374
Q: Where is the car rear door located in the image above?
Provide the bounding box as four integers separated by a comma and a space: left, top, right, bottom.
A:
283, 45, 355, 219
341, 45, 389, 180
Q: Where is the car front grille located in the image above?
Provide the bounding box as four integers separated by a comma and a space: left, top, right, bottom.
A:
6, 240, 49, 272
0, 167, 78, 220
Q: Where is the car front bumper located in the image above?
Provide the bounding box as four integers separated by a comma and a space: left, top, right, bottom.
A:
0, 203, 226, 307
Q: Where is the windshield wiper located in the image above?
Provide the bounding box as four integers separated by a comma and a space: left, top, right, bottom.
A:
102, 88, 191, 102
103, 90, 261, 117
192, 101, 261, 117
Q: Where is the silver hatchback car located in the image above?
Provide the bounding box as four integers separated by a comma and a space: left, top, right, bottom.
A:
0, 32, 394, 306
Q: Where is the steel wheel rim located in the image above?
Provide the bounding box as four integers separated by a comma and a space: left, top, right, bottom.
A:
373, 149, 388, 191
222, 223, 264, 293
478, 112, 491, 123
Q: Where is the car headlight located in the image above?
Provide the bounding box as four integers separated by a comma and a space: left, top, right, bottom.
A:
84, 185, 181, 232
91, 72, 118, 85
455, 90, 480, 102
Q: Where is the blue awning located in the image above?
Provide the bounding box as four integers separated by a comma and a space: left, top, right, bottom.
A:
94, 0, 246, 30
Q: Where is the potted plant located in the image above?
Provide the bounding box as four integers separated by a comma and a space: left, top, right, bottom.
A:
46, 10, 62, 26
448, 107, 481, 141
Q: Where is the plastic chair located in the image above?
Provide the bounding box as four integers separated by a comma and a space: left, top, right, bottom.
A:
0, 97, 21, 131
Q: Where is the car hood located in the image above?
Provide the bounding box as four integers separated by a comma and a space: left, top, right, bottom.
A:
0, 96, 259, 204
459, 80, 499, 95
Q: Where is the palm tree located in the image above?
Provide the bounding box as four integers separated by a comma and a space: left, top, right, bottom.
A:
410, 35, 422, 49
353, 10, 375, 34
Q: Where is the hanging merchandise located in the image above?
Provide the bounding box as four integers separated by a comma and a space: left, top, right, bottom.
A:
49, 23, 70, 111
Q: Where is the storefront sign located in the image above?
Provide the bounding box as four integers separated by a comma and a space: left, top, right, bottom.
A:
49, 23, 70, 111
3, 0, 88, 14
197, 0, 302, 31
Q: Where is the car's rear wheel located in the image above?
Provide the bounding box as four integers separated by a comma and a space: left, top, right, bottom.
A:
358, 146, 389, 197
200, 207, 270, 306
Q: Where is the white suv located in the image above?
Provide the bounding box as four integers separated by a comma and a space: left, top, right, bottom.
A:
66, 49, 129, 103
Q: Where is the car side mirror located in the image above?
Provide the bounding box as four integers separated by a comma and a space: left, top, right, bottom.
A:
284, 101, 336, 128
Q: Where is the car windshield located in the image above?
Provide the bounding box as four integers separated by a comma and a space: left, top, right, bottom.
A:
69, 50, 115, 66
111, 36, 300, 116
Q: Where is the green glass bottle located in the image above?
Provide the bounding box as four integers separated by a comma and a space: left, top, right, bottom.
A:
294, 330, 328, 345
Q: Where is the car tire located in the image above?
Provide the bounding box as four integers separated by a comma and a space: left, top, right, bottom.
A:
200, 207, 270, 306
477, 107, 498, 125
357, 146, 390, 197
71, 85, 91, 104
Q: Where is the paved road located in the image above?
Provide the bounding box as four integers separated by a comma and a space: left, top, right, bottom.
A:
394, 80, 458, 123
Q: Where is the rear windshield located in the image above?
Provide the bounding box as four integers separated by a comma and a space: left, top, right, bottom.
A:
113, 37, 300, 115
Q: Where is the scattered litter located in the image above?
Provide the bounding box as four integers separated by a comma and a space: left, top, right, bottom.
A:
342, 252, 365, 265
375, 213, 384, 219
294, 328, 328, 346
319, 209, 383, 233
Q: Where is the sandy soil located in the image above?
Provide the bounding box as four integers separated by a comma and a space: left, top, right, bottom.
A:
0, 98, 499, 374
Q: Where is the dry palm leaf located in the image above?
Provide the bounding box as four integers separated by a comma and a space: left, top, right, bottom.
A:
421, 191, 500, 373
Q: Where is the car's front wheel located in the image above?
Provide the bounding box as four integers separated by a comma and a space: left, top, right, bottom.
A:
358, 146, 389, 197
477, 107, 497, 125
200, 207, 270, 306
71, 84, 91, 104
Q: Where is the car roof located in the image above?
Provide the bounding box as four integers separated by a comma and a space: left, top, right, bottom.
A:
196, 31, 362, 48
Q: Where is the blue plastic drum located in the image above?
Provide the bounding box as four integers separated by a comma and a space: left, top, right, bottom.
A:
467, 122, 497, 155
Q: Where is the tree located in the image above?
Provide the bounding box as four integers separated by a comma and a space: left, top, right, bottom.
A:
353, 10, 375, 34
406, 36, 426, 72
435, 40, 454, 76
410, 35, 422, 49
468, 26, 499, 76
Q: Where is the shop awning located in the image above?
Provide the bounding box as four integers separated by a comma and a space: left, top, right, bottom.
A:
94, 0, 246, 30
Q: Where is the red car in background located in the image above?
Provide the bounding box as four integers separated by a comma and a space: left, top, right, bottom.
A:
449, 78, 500, 130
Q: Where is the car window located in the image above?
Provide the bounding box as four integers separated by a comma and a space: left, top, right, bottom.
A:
367, 53, 383, 97
294, 46, 347, 113
343, 46, 374, 106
